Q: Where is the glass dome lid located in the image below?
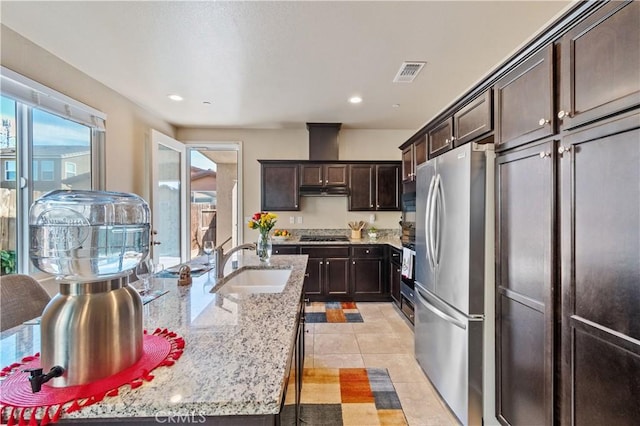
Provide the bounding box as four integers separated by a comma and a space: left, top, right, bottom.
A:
29, 190, 151, 281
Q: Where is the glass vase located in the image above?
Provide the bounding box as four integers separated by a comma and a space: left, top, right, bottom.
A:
257, 232, 272, 262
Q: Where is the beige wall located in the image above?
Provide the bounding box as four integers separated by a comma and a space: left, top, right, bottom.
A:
2, 25, 415, 240
0, 25, 175, 196
177, 127, 413, 242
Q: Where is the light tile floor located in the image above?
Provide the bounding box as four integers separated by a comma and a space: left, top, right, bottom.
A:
304, 302, 459, 426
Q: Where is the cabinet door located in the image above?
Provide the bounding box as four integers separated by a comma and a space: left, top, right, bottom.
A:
375, 164, 401, 211
300, 164, 323, 187
414, 135, 427, 166
495, 140, 555, 426
324, 164, 348, 186
495, 44, 555, 150
428, 117, 454, 157
261, 163, 299, 211
349, 164, 374, 211
559, 1, 639, 130
303, 257, 323, 296
401, 146, 414, 182
351, 258, 384, 295
559, 114, 640, 425
454, 90, 492, 146
325, 258, 349, 295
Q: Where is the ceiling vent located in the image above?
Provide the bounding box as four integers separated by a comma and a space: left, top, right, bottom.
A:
393, 61, 426, 83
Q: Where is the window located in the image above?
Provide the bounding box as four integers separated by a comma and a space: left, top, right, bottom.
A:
65, 162, 77, 178
4, 160, 15, 181
0, 67, 106, 275
40, 160, 54, 181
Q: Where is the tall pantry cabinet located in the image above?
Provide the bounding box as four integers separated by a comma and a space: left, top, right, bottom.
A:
494, 1, 639, 425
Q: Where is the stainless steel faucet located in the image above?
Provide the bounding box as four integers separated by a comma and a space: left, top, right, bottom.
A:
213, 243, 257, 279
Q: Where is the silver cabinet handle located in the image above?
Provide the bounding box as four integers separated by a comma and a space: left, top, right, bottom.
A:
370, 204, 374, 208
304, 273, 310, 277
353, 261, 356, 265
320, 261, 323, 265
450, 136, 456, 142
397, 268, 401, 273
557, 110, 572, 119
319, 179, 322, 183
274, 250, 279, 254
539, 151, 551, 158
558, 146, 572, 155
539, 118, 550, 126
444, 138, 450, 144
365, 249, 370, 253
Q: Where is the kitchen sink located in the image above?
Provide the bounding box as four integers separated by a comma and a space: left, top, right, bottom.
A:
220, 268, 292, 294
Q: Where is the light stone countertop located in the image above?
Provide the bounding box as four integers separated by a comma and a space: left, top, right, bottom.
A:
0, 253, 308, 421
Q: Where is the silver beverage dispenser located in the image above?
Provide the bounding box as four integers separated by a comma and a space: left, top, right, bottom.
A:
29, 190, 150, 387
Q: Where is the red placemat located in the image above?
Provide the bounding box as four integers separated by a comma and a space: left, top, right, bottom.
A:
0, 328, 184, 425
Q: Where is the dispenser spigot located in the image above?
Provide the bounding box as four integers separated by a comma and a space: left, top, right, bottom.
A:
24, 366, 65, 393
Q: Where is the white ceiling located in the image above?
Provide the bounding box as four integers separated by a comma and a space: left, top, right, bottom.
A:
1, 1, 573, 131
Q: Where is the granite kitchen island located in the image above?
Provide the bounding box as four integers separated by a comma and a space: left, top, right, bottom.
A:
0, 253, 308, 425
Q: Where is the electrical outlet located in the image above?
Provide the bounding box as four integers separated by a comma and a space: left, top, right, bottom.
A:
297, 216, 303, 224
289, 216, 295, 224
369, 214, 376, 223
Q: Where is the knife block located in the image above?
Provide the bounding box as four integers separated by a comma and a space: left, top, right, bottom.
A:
351, 230, 361, 239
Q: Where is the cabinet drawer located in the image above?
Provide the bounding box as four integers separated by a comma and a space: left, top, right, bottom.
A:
351, 246, 384, 258
272, 245, 298, 255
300, 246, 349, 258
389, 247, 402, 265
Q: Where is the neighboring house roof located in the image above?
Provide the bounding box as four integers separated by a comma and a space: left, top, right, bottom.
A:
190, 166, 216, 191
1, 146, 90, 158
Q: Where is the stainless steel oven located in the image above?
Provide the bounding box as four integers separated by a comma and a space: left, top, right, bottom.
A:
400, 244, 415, 324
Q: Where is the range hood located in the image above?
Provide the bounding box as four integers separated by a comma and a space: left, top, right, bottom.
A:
299, 186, 349, 196
300, 123, 350, 196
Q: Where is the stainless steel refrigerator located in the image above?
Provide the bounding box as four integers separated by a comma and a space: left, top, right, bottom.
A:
415, 142, 494, 425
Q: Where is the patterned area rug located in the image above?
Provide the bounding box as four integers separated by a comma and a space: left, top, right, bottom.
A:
284, 367, 408, 425
305, 302, 364, 323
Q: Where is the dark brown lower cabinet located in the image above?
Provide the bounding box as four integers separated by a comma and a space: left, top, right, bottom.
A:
300, 246, 349, 301
496, 140, 555, 425
559, 113, 640, 425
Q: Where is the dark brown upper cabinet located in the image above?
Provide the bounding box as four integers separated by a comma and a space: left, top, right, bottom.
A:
401, 134, 426, 182
428, 117, 454, 157
454, 90, 492, 147
300, 164, 347, 187
495, 44, 555, 150
260, 161, 299, 211
349, 163, 401, 211
401, 145, 414, 182
558, 1, 639, 130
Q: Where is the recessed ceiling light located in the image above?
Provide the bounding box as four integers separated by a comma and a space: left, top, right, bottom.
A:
349, 96, 362, 104
167, 94, 183, 101
202, 101, 212, 105
392, 104, 400, 108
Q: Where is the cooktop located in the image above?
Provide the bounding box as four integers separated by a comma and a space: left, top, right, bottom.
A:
299, 235, 350, 242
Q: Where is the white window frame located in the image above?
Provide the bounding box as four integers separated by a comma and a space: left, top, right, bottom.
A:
1, 66, 107, 276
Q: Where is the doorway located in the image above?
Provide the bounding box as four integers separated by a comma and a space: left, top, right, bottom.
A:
186, 143, 242, 260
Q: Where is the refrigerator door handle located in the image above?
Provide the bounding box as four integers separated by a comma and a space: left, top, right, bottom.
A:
415, 285, 466, 330
425, 174, 437, 270
433, 174, 443, 266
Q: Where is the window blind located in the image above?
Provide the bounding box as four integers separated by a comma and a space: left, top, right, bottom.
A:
0, 66, 106, 130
